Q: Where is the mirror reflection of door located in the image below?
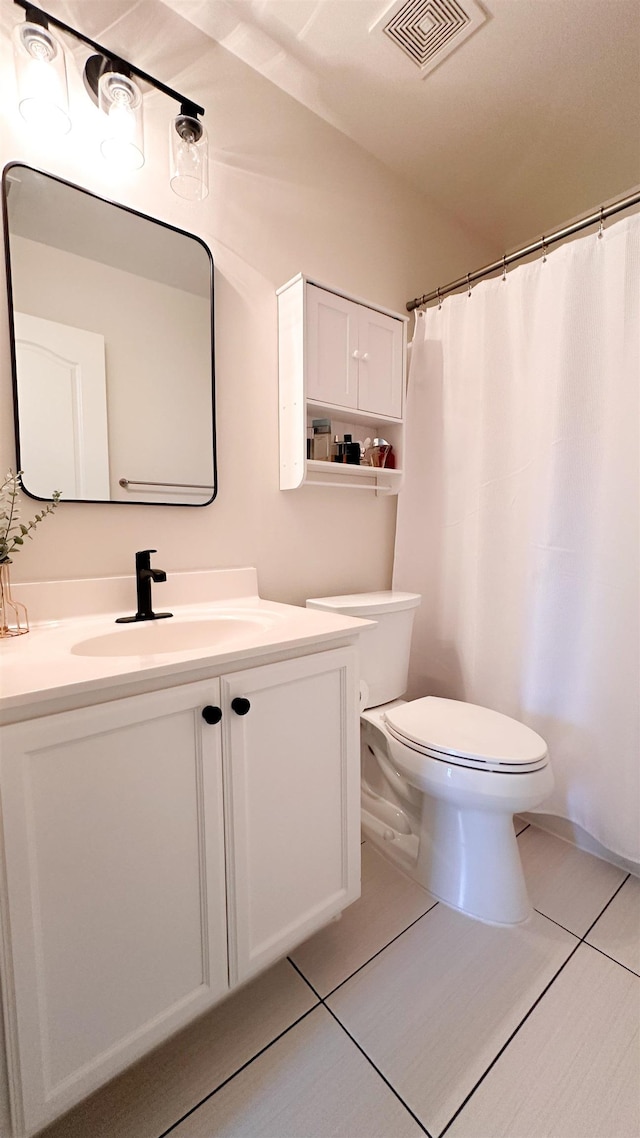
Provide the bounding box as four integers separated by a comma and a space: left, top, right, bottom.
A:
15, 313, 110, 501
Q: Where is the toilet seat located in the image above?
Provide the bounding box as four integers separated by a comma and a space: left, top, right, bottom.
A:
383, 697, 549, 774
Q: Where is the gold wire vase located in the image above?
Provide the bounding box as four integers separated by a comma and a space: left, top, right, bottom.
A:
0, 562, 29, 637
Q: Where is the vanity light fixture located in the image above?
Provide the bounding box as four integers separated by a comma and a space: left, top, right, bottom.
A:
12, 0, 208, 199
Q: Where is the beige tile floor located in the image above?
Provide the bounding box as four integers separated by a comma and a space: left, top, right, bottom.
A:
41, 823, 639, 1138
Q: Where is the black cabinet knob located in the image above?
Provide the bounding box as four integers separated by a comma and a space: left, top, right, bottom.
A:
202, 705, 222, 725
231, 697, 251, 716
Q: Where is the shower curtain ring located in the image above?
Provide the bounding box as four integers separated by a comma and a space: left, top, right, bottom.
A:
542, 236, 548, 263
467, 273, 472, 298
437, 286, 442, 310
598, 206, 605, 239
502, 254, 507, 282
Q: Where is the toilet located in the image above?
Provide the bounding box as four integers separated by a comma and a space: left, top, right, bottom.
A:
306, 591, 553, 925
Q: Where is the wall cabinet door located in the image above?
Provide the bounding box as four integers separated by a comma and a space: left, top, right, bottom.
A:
306, 284, 359, 409
222, 648, 361, 984
357, 306, 404, 418
0, 681, 228, 1137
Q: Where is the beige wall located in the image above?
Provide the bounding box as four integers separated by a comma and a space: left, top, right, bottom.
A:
0, 0, 493, 605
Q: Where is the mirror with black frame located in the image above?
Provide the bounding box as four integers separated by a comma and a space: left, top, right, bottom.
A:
2, 163, 216, 506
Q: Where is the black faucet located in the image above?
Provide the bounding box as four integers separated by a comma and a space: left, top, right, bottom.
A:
116, 550, 173, 624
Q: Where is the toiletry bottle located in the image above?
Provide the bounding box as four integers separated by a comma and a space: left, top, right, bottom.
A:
311, 418, 331, 461
371, 438, 392, 467
343, 434, 361, 465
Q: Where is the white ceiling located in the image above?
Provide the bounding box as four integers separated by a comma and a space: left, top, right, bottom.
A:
161, 0, 640, 255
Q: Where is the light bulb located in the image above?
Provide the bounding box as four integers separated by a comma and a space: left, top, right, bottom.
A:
12, 20, 71, 135
99, 70, 144, 171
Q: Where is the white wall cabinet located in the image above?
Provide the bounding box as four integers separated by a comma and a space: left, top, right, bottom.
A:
0, 648, 359, 1137
278, 274, 407, 493
306, 284, 403, 419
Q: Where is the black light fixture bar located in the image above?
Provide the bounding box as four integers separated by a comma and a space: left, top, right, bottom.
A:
13, 0, 205, 118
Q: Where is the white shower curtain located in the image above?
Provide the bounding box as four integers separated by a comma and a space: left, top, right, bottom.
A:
393, 214, 639, 864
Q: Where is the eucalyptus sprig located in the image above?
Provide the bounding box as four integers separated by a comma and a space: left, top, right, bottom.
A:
0, 471, 62, 564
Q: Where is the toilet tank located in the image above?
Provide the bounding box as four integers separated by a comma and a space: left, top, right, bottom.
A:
306, 591, 421, 708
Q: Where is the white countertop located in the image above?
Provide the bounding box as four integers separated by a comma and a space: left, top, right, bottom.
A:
0, 569, 373, 721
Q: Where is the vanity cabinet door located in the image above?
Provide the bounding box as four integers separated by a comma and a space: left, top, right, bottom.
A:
0, 681, 228, 1137
222, 647, 361, 984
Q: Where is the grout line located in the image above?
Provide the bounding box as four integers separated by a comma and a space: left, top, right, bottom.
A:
580, 873, 630, 940
287, 954, 323, 999
437, 937, 583, 1138
532, 907, 580, 938
580, 938, 640, 979
323, 1002, 434, 1137
322, 901, 440, 1000
532, 874, 631, 943
156, 1001, 320, 1138
288, 955, 434, 1135
531, 905, 639, 973
439, 872, 634, 1138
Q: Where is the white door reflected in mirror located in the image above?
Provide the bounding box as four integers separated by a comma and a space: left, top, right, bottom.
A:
15, 312, 109, 501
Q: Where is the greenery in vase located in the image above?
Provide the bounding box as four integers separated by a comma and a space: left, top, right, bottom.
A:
0, 471, 61, 564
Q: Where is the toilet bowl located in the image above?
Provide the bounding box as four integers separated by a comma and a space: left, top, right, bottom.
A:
307, 591, 554, 926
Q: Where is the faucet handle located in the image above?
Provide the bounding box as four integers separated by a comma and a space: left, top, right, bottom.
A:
135, 549, 157, 569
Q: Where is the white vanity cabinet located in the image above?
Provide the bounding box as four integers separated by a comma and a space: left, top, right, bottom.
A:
278, 274, 407, 493
0, 647, 359, 1137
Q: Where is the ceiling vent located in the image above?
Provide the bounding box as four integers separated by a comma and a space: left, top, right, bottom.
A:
372, 0, 487, 78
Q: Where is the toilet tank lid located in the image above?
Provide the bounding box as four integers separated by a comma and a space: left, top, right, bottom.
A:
307, 591, 421, 616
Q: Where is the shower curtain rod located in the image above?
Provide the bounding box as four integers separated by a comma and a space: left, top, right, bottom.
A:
406, 188, 640, 312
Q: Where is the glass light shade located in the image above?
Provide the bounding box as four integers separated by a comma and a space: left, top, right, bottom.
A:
98, 70, 144, 171
170, 115, 208, 201
12, 20, 71, 135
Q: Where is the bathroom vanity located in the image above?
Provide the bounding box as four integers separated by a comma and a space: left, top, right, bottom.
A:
0, 569, 369, 1137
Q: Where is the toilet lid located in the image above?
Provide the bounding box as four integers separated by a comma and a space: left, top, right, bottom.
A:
383, 698, 548, 768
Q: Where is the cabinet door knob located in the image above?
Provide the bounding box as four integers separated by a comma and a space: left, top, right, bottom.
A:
231, 697, 251, 716
202, 705, 222, 725
351, 349, 361, 359
361, 352, 369, 361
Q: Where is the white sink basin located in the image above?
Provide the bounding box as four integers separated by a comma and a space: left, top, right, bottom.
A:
72, 614, 274, 657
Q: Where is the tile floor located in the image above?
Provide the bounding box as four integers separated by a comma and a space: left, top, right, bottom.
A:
41, 823, 639, 1138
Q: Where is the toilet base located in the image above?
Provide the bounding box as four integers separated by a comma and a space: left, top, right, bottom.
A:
361, 791, 533, 926
415, 795, 532, 925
